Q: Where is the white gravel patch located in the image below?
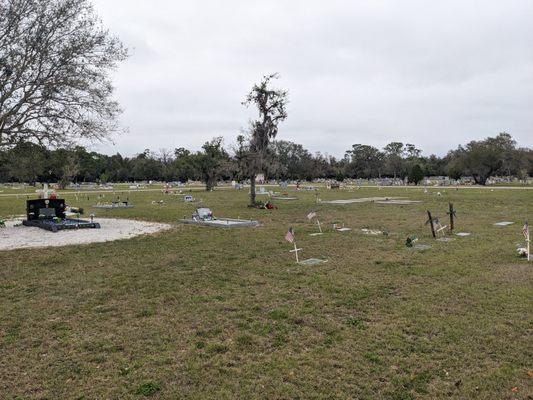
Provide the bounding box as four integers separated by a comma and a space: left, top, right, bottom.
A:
0, 218, 172, 251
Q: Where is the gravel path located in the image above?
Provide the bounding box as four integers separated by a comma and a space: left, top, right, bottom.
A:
0, 218, 172, 251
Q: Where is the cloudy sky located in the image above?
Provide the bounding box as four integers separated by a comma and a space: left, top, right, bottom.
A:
91, 0, 533, 158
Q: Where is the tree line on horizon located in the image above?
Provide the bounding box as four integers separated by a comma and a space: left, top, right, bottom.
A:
1, 1, 532, 198
0, 132, 531, 188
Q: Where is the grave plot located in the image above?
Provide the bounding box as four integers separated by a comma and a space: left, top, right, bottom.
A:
178, 207, 259, 228
375, 199, 421, 205
22, 199, 100, 232
494, 221, 514, 226
321, 197, 404, 204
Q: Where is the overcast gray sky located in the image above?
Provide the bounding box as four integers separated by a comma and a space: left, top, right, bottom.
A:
91, 0, 533, 158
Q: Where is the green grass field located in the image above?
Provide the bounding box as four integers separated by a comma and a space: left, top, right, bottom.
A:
1, 186, 531, 399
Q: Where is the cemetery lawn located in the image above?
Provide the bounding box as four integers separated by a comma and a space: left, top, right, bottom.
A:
1, 186, 532, 399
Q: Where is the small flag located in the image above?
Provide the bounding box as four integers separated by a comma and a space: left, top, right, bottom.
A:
523, 221, 529, 240
307, 211, 317, 220
285, 227, 295, 243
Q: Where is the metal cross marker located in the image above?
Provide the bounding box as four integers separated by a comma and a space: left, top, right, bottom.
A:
447, 203, 457, 231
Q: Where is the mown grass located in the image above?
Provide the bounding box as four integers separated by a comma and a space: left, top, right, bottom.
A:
0, 186, 532, 399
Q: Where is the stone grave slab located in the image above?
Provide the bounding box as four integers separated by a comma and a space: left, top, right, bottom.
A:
336, 227, 351, 232
321, 197, 404, 204
410, 244, 432, 251
298, 258, 328, 266
375, 199, 421, 205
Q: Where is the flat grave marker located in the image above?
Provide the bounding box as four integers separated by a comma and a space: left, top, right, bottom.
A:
321, 197, 404, 205
298, 258, 328, 266
494, 221, 514, 226
179, 208, 258, 229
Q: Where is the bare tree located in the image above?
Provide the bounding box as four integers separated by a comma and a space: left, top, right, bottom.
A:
242, 73, 288, 206
0, 0, 128, 148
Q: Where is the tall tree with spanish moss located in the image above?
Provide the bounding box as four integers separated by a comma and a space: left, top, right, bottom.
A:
0, 0, 128, 148
242, 73, 288, 206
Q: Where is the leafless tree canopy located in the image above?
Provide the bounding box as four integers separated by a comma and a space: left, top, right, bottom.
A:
0, 0, 128, 148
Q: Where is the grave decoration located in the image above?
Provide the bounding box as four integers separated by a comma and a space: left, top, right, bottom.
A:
22, 199, 100, 232
405, 235, 418, 247
406, 235, 432, 250
178, 208, 259, 228
258, 200, 277, 210
0, 219, 5, 228
307, 211, 322, 236
285, 227, 301, 263
332, 221, 351, 232
184, 195, 195, 202
65, 206, 84, 217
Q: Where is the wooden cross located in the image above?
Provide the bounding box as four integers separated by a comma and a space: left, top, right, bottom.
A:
316, 219, 322, 233
289, 242, 302, 263
434, 218, 447, 237
426, 210, 436, 238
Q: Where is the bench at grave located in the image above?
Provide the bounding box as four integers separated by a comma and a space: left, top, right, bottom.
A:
22, 199, 100, 232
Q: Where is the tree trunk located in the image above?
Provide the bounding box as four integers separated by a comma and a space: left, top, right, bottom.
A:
206, 176, 214, 191
249, 174, 256, 206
